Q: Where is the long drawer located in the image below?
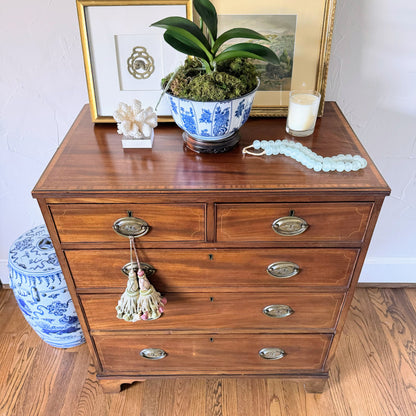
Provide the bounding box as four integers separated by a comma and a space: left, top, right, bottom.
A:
216, 202, 373, 243
95, 333, 332, 374
81, 292, 344, 332
50, 203, 206, 243
67, 248, 359, 291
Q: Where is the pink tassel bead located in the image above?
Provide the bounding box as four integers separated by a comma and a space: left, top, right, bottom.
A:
158, 306, 164, 313
161, 297, 167, 305
141, 312, 148, 320
138, 270, 145, 277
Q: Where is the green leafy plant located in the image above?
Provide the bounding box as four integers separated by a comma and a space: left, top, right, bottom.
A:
151, 0, 279, 74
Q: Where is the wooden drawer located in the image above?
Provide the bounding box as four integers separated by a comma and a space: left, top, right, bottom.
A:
95, 333, 332, 374
50, 203, 205, 243
82, 292, 344, 332
67, 248, 358, 291
216, 202, 373, 243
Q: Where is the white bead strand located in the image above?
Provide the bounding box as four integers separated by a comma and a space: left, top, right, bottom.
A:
242, 140, 367, 173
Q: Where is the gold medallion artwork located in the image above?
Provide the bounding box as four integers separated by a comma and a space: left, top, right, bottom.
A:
127, 46, 155, 79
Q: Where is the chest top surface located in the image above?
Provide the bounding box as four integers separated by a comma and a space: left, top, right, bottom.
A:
32, 102, 389, 197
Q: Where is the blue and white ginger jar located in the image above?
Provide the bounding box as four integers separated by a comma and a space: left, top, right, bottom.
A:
8, 225, 85, 348
167, 81, 259, 141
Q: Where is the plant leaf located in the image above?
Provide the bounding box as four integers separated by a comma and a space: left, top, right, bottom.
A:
159, 26, 213, 62
213, 28, 269, 54
214, 43, 280, 65
163, 30, 211, 65
193, 0, 218, 40
151, 16, 211, 51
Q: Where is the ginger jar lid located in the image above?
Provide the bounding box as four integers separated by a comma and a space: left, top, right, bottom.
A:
8, 225, 61, 275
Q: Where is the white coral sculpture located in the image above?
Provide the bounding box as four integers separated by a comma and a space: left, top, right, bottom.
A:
113, 99, 158, 139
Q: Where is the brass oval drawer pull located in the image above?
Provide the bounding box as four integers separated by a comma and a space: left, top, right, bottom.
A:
263, 304, 294, 318
140, 348, 167, 360
267, 261, 300, 279
122, 262, 156, 278
113, 213, 150, 238
272, 212, 309, 236
259, 347, 286, 360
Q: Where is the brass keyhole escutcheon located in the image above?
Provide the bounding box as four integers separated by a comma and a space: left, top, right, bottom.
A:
272, 210, 309, 236
113, 213, 150, 238
121, 262, 156, 278
263, 304, 294, 318
267, 261, 300, 279
259, 347, 286, 360
140, 348, 167, 360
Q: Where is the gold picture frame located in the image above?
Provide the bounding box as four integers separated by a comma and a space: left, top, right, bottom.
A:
76, 0, 193, 123
211, 0, 337, 117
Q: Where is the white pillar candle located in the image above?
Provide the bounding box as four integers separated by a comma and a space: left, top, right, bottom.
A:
286, 91, 321, 137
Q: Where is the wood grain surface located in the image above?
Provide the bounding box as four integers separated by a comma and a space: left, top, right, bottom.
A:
216, 202, 372, 243
51, 203, 206, 243
32, 103, 389, 196
2, 287, 416, 416
65, 247, 359, 292
81, 292, 344, 332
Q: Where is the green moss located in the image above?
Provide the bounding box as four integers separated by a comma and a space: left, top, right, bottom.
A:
164, 58, 258, 101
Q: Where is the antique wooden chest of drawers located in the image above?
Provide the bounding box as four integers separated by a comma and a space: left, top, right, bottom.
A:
32, 102, 390, 393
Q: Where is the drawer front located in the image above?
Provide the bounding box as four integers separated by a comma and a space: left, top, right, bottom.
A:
67, 248, 358, 291
95, 333, 332, 374
82, 292, 344, 332
216, 203, 373, 243
50, 204, 205, 243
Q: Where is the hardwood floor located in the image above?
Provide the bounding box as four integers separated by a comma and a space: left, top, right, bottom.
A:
1, 288, 416, 416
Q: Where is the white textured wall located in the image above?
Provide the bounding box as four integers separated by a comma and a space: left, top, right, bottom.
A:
326, 0, 416, 282
0, 1, 88, 283
1, 1, 415, 284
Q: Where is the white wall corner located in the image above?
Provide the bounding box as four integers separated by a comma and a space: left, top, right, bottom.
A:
359, 257, 416, 284
0, 260, 10, 286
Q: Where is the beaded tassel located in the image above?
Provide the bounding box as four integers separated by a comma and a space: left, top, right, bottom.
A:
116, 267, 141, 322
242, 139, 367, 172
116, 236, 166, 322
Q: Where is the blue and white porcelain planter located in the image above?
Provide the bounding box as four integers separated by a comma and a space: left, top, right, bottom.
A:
8, 225, 85, 348
166, 81, 259, 150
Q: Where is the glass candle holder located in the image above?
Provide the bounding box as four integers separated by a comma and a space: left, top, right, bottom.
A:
286, 90, 321, 137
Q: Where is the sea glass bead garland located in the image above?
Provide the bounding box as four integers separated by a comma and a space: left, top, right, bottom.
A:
242, 139, 367, 173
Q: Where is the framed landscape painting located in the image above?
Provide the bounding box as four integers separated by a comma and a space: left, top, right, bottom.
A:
211, 0, 337, 116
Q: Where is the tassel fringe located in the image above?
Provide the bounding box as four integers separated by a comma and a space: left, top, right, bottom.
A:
116, 236, 167, 322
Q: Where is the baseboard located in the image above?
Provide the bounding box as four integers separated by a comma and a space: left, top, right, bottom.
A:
0, 260, 9, 286
357, 282, 416, 288
359, 257, 416, 284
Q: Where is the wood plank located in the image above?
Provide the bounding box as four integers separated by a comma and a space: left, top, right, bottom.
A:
74, 362, 111, 416
368, 288, 416, 408
325, 288, 414, 415
236, 378, 270, 416
2, 288, 416, 415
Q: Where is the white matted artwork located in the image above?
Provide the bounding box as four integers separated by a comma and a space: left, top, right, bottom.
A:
77, 1, 192, 122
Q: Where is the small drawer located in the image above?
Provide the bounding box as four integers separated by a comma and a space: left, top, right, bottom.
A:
66, 248, 359, 291
81, 292, 344, 332
216, 202, 373, 243
50, 203, 206, 243
95, 333, 332, 374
